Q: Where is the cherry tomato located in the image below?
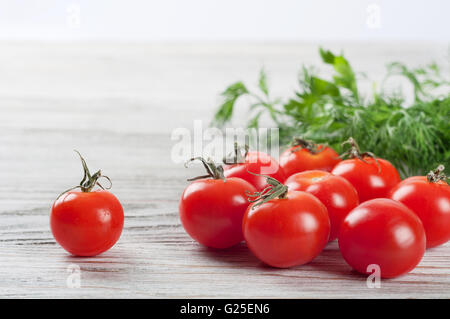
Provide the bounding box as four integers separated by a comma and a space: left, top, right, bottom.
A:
224, 150, 285, 192
285, 170, 359, 241
51, 191, 124, 256
389, 166, 450, 248
179, 158, 257, 249
280, 139, 341, 177
338, 198, 426, 278
332, 157, 401, 203
50, 151, 124, 257
331, 138, 401, 202
242, 177, 330, 268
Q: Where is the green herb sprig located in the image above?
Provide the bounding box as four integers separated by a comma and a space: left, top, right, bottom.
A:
213, 48, 450, 178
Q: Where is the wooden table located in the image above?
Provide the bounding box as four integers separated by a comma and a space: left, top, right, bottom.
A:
0, 42, 449, 298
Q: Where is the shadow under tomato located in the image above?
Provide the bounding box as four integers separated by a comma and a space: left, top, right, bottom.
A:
238, 240, 357, 276
196, 241, 261, 267
299, 240, 354, 276
62, 245, 137, 264
194, 239, 407, 281
195, 241, 347, 274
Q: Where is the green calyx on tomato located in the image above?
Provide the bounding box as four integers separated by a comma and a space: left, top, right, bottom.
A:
290, 137, 323, 154
245, 171, 288, 209
223, 142, 249, 165
185, 157, 225, 181
57, 150, 112, 199
426, 164, 448, 184
340, 137, 380, 171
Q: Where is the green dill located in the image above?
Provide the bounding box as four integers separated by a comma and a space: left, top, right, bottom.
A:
212, 48, 450, 178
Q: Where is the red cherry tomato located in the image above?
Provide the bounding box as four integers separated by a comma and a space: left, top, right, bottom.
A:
224, 150, 285, 191
389, 167, 450, 248
280, 140, 341, 177
242, 177, 330, 268
332, 156, 401, 203
338, 199, 426, 278
51, 191, 124, 256
50, 151, 124, 257
331, 138, 401, 203
179, 158, 257, 249
285, 170, 359, 241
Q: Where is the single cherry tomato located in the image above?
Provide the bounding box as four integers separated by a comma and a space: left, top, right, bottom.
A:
390, 165, 450, 248
179, 157, 257, 249
285, 170, 359, 241
279, 138, 341, 178
338, 198, 426, 278
242, 176, 330, 268
331, 138, 401, 202
223, 144, 285, 192
50, 151, 124, 257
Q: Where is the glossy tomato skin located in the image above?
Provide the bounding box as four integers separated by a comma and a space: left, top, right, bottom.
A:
50, 190, 124, 257
179, 177, 256, 249
338, 199, 426, 278
331, 157, 401, 203
390, 176, 450, 248
242, 191, 330, 268
285, 170, 359, 241
224, 151, 285, 191
279, 145, 341, 178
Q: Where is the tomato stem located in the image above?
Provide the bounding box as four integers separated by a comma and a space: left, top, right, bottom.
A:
245, 170, 288, 209
223, 142, 249, 165
427, 165, 448, 183
291, 137, 323, 154
340, 137, 381, 172
185, 157, 226, 181
56, 150, 112, 200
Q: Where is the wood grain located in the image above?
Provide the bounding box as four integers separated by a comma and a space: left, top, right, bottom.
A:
0, 42, 449, 298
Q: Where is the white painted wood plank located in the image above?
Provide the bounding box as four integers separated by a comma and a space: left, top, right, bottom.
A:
0, 43, 448, 298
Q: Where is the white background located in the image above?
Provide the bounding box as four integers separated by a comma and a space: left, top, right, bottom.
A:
0, 0, 449, 42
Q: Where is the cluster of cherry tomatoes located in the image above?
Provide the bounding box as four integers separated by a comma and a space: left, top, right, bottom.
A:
179, 138, 450, 278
